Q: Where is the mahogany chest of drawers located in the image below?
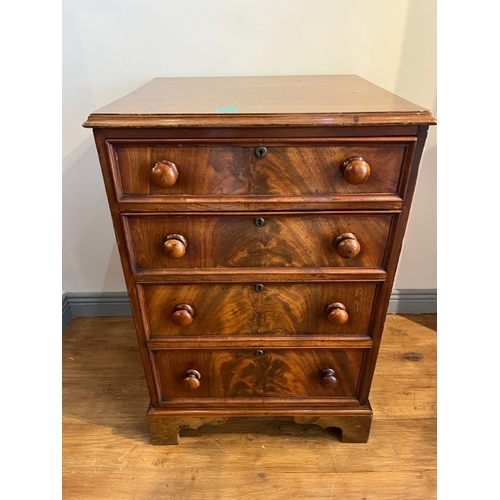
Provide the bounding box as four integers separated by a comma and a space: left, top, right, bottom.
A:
84, 75, 435, 444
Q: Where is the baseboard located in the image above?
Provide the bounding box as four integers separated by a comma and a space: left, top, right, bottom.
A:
66, 292, 133, 317
62, 294, 73, 332
387, 289, 437, 314
62, 289, 437, 332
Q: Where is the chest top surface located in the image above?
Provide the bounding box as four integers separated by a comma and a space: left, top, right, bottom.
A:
83, 75, 436, 128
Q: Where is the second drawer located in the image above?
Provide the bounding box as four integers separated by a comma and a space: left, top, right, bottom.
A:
140, 282, 377, 337
125, 213, 393, 270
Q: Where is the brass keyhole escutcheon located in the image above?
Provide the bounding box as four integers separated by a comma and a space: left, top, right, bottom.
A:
254, 146, 268, 158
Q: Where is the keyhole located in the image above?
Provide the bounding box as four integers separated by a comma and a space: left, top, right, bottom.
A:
255, 146, 268, 158
255, 283, 265, 292
254, 217, 266, 227
255, 350, 264, 357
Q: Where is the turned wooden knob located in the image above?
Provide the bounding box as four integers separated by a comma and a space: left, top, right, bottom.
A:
150, 160, 179, 188
334, 233, 361, 259
163, 234, 187, 259
182, 369, 201, 390
326, 303, 348, 325
340, 156, 371, 185
319, 368, 338, 388
172, 304, 195, 326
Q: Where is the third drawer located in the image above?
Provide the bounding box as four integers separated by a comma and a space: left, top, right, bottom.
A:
139, 282, 378, 337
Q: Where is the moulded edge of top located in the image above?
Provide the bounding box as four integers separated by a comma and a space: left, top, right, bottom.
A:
83, 111, 436, 129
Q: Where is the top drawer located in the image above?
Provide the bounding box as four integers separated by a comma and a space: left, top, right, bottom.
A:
107, 139, 415, 201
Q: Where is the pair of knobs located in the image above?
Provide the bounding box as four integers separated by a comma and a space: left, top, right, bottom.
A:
171, 302, 349, 327
163, 232, 361, 260
181, 367, 338, 390
150, 156, 371, 188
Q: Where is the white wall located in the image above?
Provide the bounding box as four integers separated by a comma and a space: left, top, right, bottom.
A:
62, 0, 437, 293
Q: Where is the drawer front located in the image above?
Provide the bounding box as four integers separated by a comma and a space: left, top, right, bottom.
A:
141, 282, 377, 337
152, 348, 364, 399
111, 142, 409, 198
126, 213, 392, 270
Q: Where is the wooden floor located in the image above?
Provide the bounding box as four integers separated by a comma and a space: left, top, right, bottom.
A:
62, 314, 436, 500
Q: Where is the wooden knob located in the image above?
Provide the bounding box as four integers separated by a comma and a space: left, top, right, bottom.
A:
334, 233, 361, 259
172, 304, 195, 326
340, 156, 371, 185
150, 160, 179, 188
326, 303, 348, 325
182, 369, 201, 390
163, 234, 187, 259
319, 369, 338, 388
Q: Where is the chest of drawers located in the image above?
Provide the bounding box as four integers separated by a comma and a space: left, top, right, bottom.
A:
84, 75, 435, 444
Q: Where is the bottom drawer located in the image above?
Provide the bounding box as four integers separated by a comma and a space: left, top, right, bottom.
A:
152, 348, 364, 400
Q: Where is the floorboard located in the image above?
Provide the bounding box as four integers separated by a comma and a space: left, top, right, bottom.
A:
62, 314, 437, 499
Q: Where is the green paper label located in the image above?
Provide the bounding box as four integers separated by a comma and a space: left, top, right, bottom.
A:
216, 107, 238, 113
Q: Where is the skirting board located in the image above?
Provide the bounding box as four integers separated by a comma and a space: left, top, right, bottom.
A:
62, 290, 437, 333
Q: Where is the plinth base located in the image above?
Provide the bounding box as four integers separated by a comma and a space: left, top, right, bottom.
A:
147, 405, 373, 445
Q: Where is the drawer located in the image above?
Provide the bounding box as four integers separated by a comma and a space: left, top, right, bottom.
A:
140, 282, 377, 337
152, 348, 364, 400
125, 213, 393, 270
109, 141, 410, 198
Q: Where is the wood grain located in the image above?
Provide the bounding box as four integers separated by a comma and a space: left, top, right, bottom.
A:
111, 141, 408, 198
141, 282, 377, 337
126, 213, 393, 270
63, 314, 436, 499
152, 348, 363, 400
84, 76, 435, 455
83, 75, 436, 128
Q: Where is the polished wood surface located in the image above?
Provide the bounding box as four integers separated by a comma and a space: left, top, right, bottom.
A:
150, 160, 179, 188
340, 156, 371, 184
126, 213, 392, 270
334, 232, 362, 259
152, 348, 363, 400
62, 314, 437, 499
102, 126, 423, 213
112, 141, 408, 197
171, 303, 195, 327
181, 369, 202, 390
141, 282, 376, 337
85, 76, 435, 446
162, 233, 187, 259
326, 302, 349, 325
83, 75, 436, 127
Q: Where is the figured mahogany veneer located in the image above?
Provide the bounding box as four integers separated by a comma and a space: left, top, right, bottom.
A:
110, 142, 409, 198
140, 282, 377, 338
152, 348, 363, 400
125, 213, 393, 270
84, 75, 435, 445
